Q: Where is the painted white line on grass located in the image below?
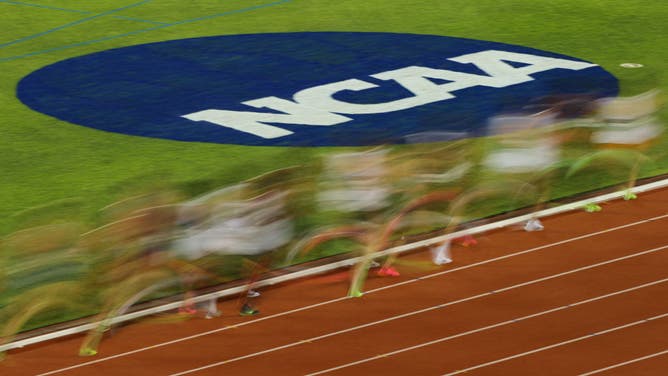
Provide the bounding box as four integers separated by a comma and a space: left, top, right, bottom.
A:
620, 63, 644, 68
167, 249, 668, 376
578, 349, 668, 375
306, 277, 668, 376
34, 217, 668, 376
8, 179, 668, 355
445, 313, 668, 375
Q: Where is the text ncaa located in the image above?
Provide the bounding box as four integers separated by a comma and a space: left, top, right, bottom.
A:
18, 32, 618, 146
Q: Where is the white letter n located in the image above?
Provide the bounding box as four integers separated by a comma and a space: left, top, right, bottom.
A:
182, 96, 352, 139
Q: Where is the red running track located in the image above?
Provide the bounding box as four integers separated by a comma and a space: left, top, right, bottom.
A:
2, 188, 668, 375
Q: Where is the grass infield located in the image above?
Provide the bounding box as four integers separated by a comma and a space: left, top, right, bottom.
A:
0, 0, 667, 331
1, 0, 666, 233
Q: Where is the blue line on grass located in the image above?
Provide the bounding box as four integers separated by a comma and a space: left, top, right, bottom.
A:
167, 0, 293, 25
0, 0, 294, 62
0, 0, 167, 24
0, 0, 154, 49
0, 0, 89, 13
110, 15, 168, 25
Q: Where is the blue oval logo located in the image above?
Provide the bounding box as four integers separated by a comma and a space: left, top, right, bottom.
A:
17, 32, 617, 146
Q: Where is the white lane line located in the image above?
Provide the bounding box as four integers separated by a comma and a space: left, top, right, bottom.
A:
578, 349, 668, 375
167, 247, 668, 376
445, 313, 668, 375
306, 275, 668, 376
370, 212, 668, 291
34, 297, 352, 376
36, 213, 668, 376
13, 181, 668, 355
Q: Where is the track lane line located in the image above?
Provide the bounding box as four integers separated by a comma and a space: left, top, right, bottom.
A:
578, 349, 668, 375
175, 276, 668, 376
165, 248, 668, 375
35, 214, 668, 375
12, 209, 668, 355
444, 313, 668, 375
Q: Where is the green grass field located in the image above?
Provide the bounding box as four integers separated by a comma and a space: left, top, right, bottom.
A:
1, 0, 667, 235
1, 0, 667, 334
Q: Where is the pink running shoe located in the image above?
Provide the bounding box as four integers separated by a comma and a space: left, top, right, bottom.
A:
377, 266, 400, 277
178, 306, 197, 315
456, 235, 477, 247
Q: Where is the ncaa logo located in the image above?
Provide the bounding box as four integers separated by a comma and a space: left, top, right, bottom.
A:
17, 32, 617, 146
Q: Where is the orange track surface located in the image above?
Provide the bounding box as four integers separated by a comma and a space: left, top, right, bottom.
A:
2, 188, 668, 375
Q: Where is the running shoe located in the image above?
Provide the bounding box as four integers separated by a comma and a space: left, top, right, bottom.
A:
79, 347, 98, 357
434, 256, 453, 265
239, 304, 259, 316
377, 266, 400, 277
584, 203, 602, 212
523, 218, 544, 232
455, 235, 478, 247
624, 191, 637, 200
178, 306, 197, 315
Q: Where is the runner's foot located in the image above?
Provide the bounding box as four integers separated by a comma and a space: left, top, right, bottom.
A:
377, 266, 400, 277
624, 191, 637, 200
434, 256, 452, 265
455, 235, 478, 246
524, 218, 544, 232
239, 304, 259, 316
584, 203, 602, 212
178, 306, 197, 315
79, 347, 98, 357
